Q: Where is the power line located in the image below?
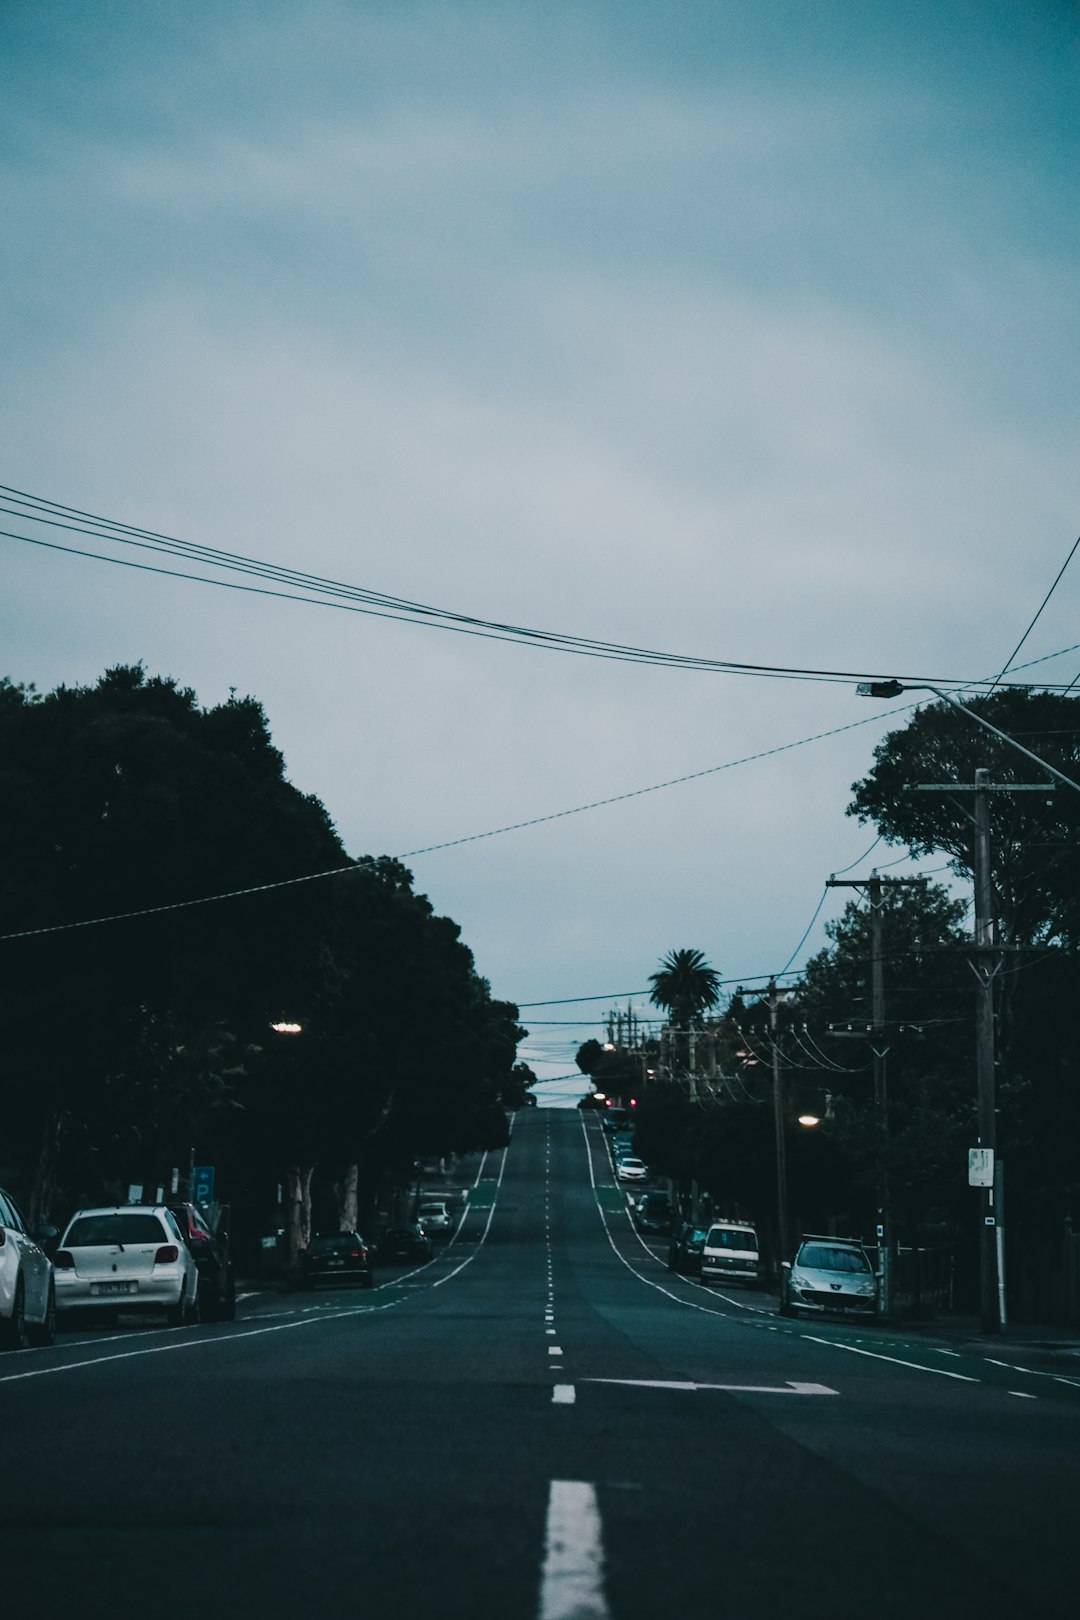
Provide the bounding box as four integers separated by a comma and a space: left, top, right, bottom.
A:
5, 483, 1080, 690
0, 708, 914, 943
988, 532, 1080, 694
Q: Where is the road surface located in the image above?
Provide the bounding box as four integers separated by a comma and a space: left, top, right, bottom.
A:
3, 1107, 1078, 1617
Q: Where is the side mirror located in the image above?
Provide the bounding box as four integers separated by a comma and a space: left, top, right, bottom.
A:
780, 1260, 792, 1273
35, 1225, 60, 1256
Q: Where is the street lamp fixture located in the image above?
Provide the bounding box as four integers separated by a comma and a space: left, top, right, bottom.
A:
270, 1020, 303, 1035
856, 681, 1080, 793
797, 1113, 821, 1128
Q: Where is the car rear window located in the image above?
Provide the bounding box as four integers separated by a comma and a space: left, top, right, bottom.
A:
799, 1243, 871, 1273
706, 1227, 758, 1251
308, 1235, 359, 1254
66, 1213, 168, 1246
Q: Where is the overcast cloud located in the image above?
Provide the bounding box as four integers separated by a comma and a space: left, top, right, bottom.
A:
3, 1, 1078, 1100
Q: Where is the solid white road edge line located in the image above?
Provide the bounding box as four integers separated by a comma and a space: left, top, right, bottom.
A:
584, 1377, 838, 1395
0, 1298, 406, 1385
539, 1480, 609, 1620
432, 1124, 513, 1289
800, 1335, 980, 1381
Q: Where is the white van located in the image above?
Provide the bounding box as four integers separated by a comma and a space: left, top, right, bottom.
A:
700, 1221, 761, 1286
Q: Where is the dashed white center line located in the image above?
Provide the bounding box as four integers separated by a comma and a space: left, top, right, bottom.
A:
548, 1345, 563, 1356
539, 1480, 609, 1620
552, 1384, 576, 1405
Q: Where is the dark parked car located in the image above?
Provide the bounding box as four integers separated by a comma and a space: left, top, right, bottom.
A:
300, 1232, 375, 1289
377, 1223, 433, 1264
667, 1221, 708, 1276
633, 1191, 673, 1235
167, 1201, 236, 1321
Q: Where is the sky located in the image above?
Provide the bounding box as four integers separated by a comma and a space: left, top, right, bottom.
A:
3, 0, 1079, 1104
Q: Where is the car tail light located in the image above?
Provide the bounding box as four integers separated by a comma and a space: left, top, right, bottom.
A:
154, 1244, 179, 1264
53, 1249, 75, 1269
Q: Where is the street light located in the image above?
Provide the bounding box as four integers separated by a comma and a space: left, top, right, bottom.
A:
270, 1020, 303, 1035
856, 681, 1080, 793
797, 1113, 821, 1128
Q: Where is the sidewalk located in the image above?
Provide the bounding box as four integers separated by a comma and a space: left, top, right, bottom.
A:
899, 1312, 1080, 1368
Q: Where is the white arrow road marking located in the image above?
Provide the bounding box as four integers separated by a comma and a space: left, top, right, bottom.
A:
539, 1480, 609, 1620
584, 1378, 838, 1395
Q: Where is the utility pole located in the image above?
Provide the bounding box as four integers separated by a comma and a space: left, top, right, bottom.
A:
907, 768, 1053, 1333
826, 872, 926, 1317
768, 981, 789, 1268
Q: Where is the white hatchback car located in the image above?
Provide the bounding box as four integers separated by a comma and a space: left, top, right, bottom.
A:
55, 1206, 200, 1325
0, 1186, 55, 1350
616, 1157, 648, 1183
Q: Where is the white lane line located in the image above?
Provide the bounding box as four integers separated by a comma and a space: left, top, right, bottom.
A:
539, 1480, 609, 1620
800, 1335, 979, 1382
0, 1297, 405, 1385
1009, 1391, 1037, 1399
546, 1328, 557, 1335
585, 1377, 837, 1396
548, 1345, 563, 1356
432, 1132, 512, 1288
552, 1384, 576, 1405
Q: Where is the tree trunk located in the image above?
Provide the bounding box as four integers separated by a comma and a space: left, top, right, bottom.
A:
335, 1163, 359, 1231
28, 1110, 65, 1229
284, 1164, 314, 1263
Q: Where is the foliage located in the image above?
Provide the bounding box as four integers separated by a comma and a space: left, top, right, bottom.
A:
648, 948, 722, 1025
0, 666, 523, 1227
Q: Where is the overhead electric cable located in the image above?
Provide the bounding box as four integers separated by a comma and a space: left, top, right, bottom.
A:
0, 708, 912, 942
4, 482, 1079, 689
988, 532, 1080, 694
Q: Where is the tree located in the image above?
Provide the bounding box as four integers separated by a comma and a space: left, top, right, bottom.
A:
849, 690, 1080, 948
0, 667, 346, 1222
648, 948, 721, 1027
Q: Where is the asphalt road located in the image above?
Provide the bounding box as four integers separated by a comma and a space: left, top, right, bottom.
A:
4, 1107, 1079, 1619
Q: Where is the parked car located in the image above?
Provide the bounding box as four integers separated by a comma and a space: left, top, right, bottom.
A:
0, 1186, 55, 1350
667, 1221, 708, 1276
377, 1223, 433, 1264
633, 1191, 673, 1235
617, 1157, 648, 1183
780, 1236, 878, 1319
700, 1221, 762, 1287
54, 1206, 200, 1325
300, 1232, 375, 1289
417, 1200, 454, 1236
167, 1201, 236, 1321
601, 1110, 629, 1133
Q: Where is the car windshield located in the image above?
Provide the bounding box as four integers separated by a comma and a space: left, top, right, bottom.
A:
799, 1243, 871, 1273
65, 1213, 167, 1246
706, 1227, 758, 1251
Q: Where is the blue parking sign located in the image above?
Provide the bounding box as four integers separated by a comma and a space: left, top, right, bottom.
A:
192, 1165, 215, 1205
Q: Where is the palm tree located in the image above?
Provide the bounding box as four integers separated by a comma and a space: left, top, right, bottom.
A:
648, 949, 722, 1070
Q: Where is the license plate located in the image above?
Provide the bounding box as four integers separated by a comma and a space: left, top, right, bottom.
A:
327, 1257, 344, 1267
92, 1281, 135, 1296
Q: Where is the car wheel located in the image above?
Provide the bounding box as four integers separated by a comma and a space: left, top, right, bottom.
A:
28, 1280, 56, 1347
0, 1277, 31, 1351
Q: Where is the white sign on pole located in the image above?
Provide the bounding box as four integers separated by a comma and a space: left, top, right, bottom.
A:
968, 1147, 994, 1188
